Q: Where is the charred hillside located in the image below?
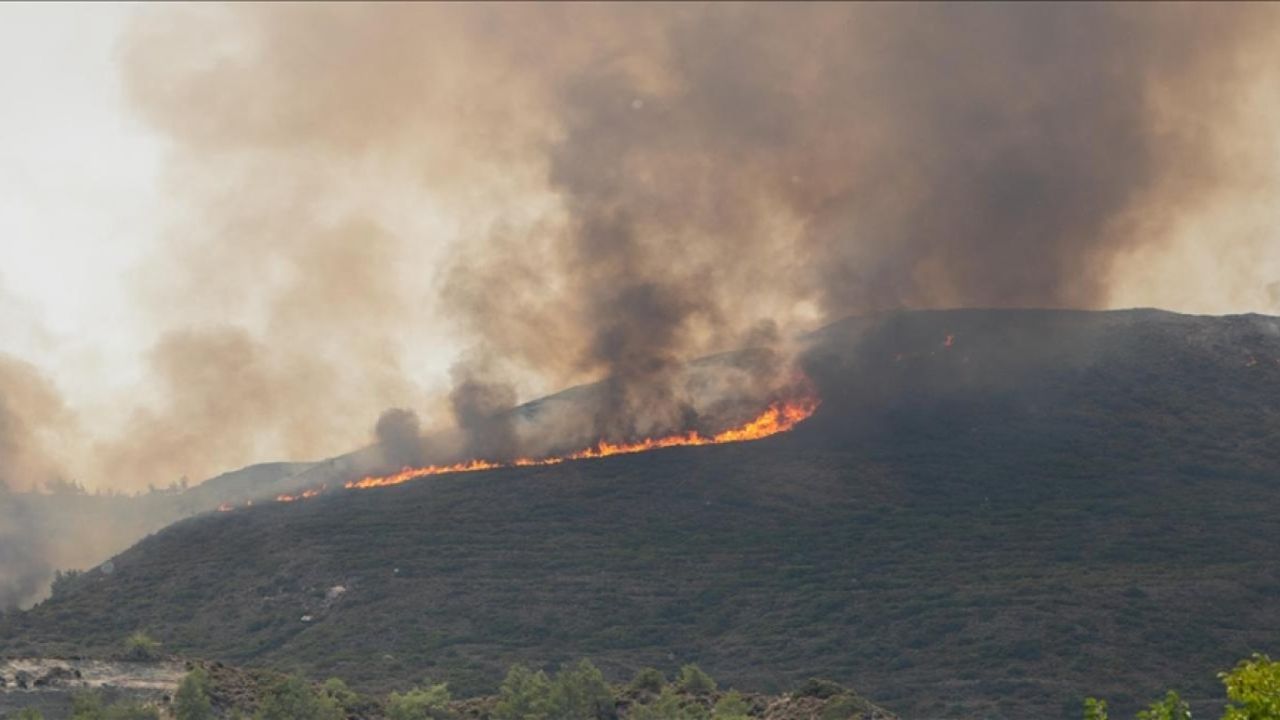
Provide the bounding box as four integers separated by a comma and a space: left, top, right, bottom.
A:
3, 309, 1280, 720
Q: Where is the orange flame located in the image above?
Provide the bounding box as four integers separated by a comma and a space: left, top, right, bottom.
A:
344, 395, 820, 491
277, 485, 326, 503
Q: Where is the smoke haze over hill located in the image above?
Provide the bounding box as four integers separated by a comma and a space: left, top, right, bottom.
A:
5, 4, 1280, 604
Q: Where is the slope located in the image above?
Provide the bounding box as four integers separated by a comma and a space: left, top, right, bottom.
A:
4, 309, 1280, 720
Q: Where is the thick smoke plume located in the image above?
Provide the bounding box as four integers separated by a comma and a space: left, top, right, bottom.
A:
12, 4, 1280, 491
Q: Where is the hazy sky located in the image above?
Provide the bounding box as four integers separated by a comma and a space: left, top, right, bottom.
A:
3, 3, 1280, 491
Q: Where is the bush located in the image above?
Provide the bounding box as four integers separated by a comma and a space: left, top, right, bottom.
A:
820, 693, 873, 720
1221, 653, 1280, 720
14, 709, 46, 720
629, 687, 709, 720
1083, 698, 1109, 720
676, 665, 717, 696
629, 668, 666, 695
123, 632, 160, 661
494, 664, 552, 720
794, 678, 846, 700
548, 660, 613, 720
386, 683, 452, 720
175, 668, 214, 720
322, 677, 361, 714
254, 675, 343, 720
1136, 691, 1191, 720
712, 690, 750, 720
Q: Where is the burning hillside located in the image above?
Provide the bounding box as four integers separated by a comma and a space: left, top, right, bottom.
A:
346, 394, 820, 490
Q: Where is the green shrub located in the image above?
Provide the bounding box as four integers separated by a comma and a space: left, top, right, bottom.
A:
820, 693, 873, 720
548, 660, 613, 720
1136, 691, 1191, 720
386, 683, 452, 720
494, 664, 552, 720
676, 665, 717, 695
794, 678, 846, 700
629, 687, 709, 720
322, 677, 361, 714
14, 709, 46, 720
254, 675, 342, 720
1083, 697, 1109, 720
123, 632, 160, 661
712, 690, 750, 720
104, 703, 160, 720
629, 668, 666, 695
175, 668, 214, 720
1221, 653, 1280, 720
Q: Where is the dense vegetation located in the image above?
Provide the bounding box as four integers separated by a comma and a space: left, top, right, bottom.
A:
1, 657, 891, 720
3, 310, 1279, 719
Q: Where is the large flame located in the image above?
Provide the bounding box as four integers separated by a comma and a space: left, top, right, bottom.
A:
344, 395, 820, 491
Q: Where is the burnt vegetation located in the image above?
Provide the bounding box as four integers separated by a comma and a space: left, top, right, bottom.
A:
3, 310, 1280, 720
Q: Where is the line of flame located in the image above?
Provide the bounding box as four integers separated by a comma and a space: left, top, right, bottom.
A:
343, 396, 820, 491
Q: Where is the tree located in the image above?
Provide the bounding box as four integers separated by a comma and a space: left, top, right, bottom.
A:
254, 675, 343, 720
1136, 692, 1191, 720
712, 690, 750, 720
123, 632, 160, 661
547, 660, 613, 720
1083, 697, 1109, 720
386, 683, 452, 720
676, 665, 717, 696
629, 687, 709, 720
1221, 653, 1280, 720
494, 664, 552, 720
175, 668, 214, 720
629, 668, 666, 695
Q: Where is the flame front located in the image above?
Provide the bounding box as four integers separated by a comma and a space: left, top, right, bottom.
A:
344, 395, 820, 491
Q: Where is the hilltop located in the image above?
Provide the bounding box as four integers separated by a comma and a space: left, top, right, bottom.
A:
4, 309, 1280, 719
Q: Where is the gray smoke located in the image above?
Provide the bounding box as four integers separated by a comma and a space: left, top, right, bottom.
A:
374, 408, 427, 468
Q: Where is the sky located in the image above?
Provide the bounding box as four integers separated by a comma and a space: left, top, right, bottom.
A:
2, 3, 1280, 492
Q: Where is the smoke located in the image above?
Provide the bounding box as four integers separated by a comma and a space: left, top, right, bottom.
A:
12, 3, 1280, 487
374, 408, 427, 468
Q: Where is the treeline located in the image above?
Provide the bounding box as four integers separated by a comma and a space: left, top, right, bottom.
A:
3, 659, 877, 720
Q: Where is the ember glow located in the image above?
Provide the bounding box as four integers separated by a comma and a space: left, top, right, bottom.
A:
277, 486, 325, 503
344, 396, 821, 491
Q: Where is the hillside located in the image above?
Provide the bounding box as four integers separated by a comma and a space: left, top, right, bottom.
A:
4, 309, 1280, 720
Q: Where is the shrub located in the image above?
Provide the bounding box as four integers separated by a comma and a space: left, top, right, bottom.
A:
1221, 653, 1280, 720
386, 683, 452, 720
322, 677, 361, 714
676, 665, 717, 696
794, 678, 846, 700
1136, 691, 1191, 720
548, 660, 613, 720
14, 709, 46, 720
629, 687, 709, 720
175, 668, 214, 720
820, 693, 873, 720
254, 675, 342, 720
494, 664, 552, 720
104, 703, 160, 720
712, 690, 750, 720
123, 632, 160, 661
629, 668, 666, 695
1083, 697, 1109, 720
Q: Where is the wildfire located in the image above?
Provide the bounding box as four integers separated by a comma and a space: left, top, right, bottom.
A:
344, 395, 821, 491
277, 485, 326, 503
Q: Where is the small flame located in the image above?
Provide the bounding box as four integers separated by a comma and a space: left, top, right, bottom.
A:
345, 395, 820, 491
277, 485, 326, 503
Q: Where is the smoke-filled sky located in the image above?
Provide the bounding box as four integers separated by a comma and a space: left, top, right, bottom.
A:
3, 2, 1280, 493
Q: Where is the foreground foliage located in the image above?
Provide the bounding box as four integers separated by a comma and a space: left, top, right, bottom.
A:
1086, 654, 1280, 720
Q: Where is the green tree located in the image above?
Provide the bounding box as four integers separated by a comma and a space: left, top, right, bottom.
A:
175, 668, 214, 720
386, 683, 452, 720
630, 687, 709, 720
712, 690, 750, 720
322, 677, 361, 715
494, 664, 552, 720
1083, 697, 1109, 720
254, 675, 342, 720
1221, 653, 1280, 720
14, 709, 46, 720
123, 632, 160, 661
548, 660, 612, 720
629, 668, 666, 695
676, 665, 717, 696
1136, 692, 1191, 720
